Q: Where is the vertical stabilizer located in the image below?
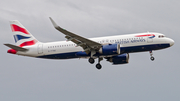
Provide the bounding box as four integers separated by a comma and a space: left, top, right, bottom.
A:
10, 20, 39, 47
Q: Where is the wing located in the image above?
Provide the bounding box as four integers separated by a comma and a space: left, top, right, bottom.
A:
49, 17, 102, 54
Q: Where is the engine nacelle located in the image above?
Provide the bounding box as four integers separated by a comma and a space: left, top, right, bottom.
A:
99, 44, 120, 55
107, 53, 129, 65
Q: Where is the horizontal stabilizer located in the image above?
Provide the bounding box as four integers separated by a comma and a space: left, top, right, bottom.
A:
4, 44, 28, 51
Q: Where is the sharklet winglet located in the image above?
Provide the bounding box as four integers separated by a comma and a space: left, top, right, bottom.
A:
49, 17, 59, 28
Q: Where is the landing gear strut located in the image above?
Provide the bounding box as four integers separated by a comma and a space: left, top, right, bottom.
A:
88, 50, 96, 64
96, 57, 103, 70
149, 50, 155, 61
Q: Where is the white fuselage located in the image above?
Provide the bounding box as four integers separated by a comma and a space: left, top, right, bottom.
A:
16, 32, 174, 59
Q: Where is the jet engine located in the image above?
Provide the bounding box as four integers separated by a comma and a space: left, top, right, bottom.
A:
99, 44, 120, 55
107, 53, 129, 64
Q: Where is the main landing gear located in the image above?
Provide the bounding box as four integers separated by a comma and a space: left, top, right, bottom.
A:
96, 57, 103, 70
88, 57, 95, 64
149, 50, 155, 61
88, 57, 103, 70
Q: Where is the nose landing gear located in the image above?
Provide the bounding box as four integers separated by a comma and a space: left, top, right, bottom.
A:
149, 50, 155, 61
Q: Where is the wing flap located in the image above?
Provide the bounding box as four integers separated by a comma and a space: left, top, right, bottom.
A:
65, 35, 90, 54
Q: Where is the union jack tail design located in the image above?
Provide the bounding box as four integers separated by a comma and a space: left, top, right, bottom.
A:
10, 20, 39, 47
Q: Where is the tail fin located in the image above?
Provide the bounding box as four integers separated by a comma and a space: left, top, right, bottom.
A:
10, 20, 39, 47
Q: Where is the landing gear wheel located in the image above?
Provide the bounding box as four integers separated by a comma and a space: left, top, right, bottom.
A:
149, 51, 155, 61
89, 58, 95, 64
96, 63, 102, 70
150, 57, 155, 61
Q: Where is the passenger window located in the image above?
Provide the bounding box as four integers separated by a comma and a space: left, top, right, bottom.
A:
159, 35, 165, 38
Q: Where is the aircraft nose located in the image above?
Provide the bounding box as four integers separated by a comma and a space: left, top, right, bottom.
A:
169, 38, 174, 46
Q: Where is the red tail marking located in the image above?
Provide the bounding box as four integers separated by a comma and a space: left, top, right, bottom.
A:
7, 49, 17, 54
11, 24, 30, 35
19, 40, 37, 47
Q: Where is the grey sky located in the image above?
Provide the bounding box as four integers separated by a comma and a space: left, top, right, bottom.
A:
0, 0, 180, 101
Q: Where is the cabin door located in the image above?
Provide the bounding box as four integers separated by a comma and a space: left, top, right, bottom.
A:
147, 38, 153, 43
38, 44, 43, 54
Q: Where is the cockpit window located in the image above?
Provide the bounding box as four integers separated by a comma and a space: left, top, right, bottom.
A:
158, 35, 165, 38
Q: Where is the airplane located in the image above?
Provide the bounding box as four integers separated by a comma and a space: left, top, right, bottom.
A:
4, 17, 174, 69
